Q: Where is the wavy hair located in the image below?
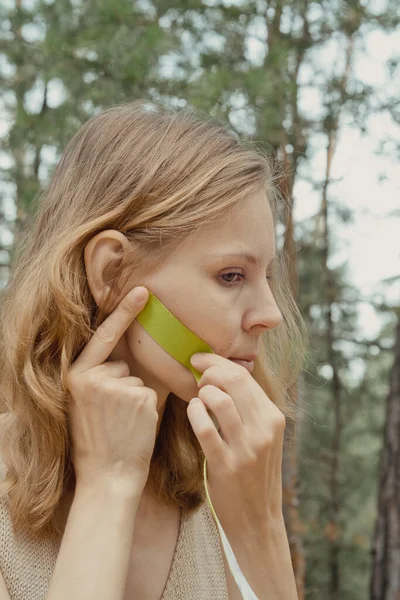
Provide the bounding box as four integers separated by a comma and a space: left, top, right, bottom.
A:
0, 100, 308, 541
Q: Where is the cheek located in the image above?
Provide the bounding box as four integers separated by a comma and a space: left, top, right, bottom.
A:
126, 321, 200, 402
191, 310, 237, 357
182, 299, 235, 349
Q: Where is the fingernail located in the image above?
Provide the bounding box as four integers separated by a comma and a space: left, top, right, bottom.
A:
130, 287, 147, 303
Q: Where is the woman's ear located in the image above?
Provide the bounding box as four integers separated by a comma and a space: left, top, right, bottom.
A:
83, 230, 131, 308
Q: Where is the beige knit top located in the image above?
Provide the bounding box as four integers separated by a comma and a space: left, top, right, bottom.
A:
0, 462, 229, 599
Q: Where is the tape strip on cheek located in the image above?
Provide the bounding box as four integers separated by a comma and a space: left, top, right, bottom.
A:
135, 288, 214, 383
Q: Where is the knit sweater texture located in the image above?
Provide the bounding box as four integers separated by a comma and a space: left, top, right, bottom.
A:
0, 458, 229, 599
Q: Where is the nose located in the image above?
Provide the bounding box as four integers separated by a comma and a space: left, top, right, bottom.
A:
245, 287, 283, 333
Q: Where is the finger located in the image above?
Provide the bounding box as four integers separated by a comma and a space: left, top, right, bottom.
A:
73, 287, 149, 373
190, 352, 272, 408
195, 364, 253, 423
98, 364, 145, 386
117, 376, 146, 387
197, 385, 242, 445
93, 360, 131, 378
191, 352, 258, 375
187, 399, 226, 463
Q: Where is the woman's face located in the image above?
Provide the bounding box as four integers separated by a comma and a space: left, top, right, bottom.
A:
118, 189, 283, 408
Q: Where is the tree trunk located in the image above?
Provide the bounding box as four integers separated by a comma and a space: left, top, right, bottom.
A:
319, 125, 343, 600
370, 321, 400, 600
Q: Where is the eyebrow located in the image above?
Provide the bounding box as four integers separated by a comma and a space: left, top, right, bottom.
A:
209, 252, 276, 268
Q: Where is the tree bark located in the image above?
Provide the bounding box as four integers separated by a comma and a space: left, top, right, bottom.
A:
370, 321, 400, 600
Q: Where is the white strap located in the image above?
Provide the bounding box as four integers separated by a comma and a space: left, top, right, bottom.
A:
204, 457, 260, 600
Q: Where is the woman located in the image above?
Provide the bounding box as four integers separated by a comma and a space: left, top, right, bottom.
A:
0, 101, 307, 599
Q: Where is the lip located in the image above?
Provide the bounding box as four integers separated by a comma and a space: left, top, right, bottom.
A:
228, 357, 256, 373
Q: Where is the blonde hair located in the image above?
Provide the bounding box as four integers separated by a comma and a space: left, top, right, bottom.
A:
0, 100, 308, 541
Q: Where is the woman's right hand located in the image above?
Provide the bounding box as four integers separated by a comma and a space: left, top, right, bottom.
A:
66, 286, 158, 497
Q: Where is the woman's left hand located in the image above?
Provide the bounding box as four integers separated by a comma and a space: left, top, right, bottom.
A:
187, 352, 286, 537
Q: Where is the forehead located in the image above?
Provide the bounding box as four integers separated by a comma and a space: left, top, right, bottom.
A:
184, 191, 275, 255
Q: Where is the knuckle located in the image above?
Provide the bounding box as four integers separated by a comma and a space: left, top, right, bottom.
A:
198, 384, 214, 398
133, 387, 157, 408
197, 425, 215, 442
226, 370, 243, 385
85, 370, 101, 389
131, 387, 147, 403
214, 394, 232, 411
247, 450, 260, 466
119, 361, 130, 376
274, 412, 286, 431
204, 366, 219, 379
259, 433, 274, 450
146, 389, 158, 409
136, 397, 147, 410
199, 384, 211, 393
120, 298, 135, 318
96, 324, 116, 344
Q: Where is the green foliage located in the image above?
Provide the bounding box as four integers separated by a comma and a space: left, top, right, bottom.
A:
1, 1, 399, 598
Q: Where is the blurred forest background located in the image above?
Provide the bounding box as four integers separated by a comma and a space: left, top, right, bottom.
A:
0, 1, 399, 599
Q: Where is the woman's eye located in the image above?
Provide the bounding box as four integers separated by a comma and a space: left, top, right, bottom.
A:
220, 272, 274, 286
220, 272, 244, 285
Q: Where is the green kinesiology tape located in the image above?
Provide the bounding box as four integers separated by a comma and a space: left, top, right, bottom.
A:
136, 288, 214, 383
